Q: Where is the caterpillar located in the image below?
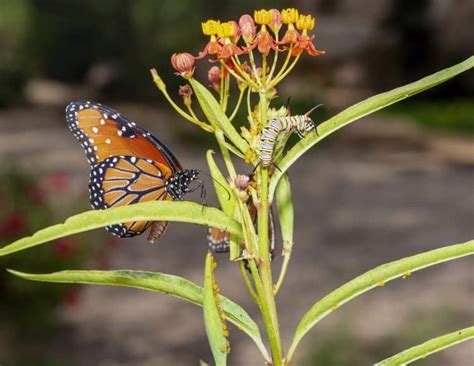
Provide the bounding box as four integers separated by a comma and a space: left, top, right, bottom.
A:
259, 105, 322, 167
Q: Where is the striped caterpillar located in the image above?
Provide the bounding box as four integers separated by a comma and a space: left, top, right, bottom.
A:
259, 105, 322, 167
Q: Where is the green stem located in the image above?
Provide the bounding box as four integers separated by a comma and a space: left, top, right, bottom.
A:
375, 326, 474, 365
229, 86, 245, 122
248, 49, 262, 85
274, 240, 293, 295
267, 32, 280, 82
214, 129, 237, 179
268, 54, 301, 89
257, 92, 283, 365
239, 261, 260, 305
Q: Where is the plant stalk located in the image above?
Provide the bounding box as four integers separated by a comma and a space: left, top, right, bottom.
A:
257, 91, 283, 365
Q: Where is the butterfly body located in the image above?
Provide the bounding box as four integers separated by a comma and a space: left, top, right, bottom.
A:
66, 100, 198, 241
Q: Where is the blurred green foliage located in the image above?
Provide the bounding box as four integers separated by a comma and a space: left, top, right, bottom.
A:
305, 309, 467, 366
0, 0, 284, 105
386, 100, 474, 133
0, 0, 32, 106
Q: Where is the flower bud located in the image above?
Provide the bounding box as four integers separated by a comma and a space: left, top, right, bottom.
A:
208, 66, 221, 91
171, 53, 195, 78
228, 20, 240, 43
178, 84, 193, 108
239, 14, 256, 44
234, 174, 250, 191
269, 9, 282, 33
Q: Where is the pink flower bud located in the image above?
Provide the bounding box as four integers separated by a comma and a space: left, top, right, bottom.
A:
269, 9, 282, 33
171, 53, 195, 78
228, 20, 240, 43
178, 84, 193, 107
234, 175, 250, 191
178, 84, 193, 98
208, 66, 221, 91
239, 14, 256, 44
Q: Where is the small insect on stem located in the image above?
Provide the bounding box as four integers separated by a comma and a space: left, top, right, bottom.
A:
258, 104, 324, 167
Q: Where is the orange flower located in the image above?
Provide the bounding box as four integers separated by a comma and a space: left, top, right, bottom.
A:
195, 37, 223, 60
292, 35, 325, 57
280, 24, 300, 45
220, 42, 245, 59
250, 28, 279, 55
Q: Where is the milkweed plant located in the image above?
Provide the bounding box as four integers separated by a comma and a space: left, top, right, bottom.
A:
1, 8, 473, 365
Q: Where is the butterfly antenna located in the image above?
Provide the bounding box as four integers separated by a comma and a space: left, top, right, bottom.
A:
304, 103, 324, 117
197, 170, 231, 200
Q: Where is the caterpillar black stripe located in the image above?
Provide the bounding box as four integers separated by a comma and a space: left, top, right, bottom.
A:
259, 114, 316, 167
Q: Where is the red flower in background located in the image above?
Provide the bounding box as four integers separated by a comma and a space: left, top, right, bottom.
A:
53, 238, 77, 257
45, 173, 71, 191
0, 213, 26, 237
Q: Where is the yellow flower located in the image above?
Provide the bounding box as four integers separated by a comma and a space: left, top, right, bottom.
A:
202, 19, 221, 36
217, 21, 234, 38
254, 9, 272, 25
296, 14, 315, 31
281, 8, 299, 24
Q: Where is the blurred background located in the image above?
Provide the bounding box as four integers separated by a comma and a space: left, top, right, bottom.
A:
0, 0, 473, 365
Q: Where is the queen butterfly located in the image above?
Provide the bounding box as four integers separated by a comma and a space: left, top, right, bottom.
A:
66, 100, 199, 242
207, 198, 276, 261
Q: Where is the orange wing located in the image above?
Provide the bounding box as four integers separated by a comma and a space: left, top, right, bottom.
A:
90, 155, 172, 237
207, 200, 276, 258
66, 101, 182, 172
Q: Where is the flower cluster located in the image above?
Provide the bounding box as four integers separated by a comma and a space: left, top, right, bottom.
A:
170, 8, 324, 88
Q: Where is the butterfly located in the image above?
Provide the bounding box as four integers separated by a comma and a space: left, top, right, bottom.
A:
66, 100, 200, 243
207, 191, 276, 262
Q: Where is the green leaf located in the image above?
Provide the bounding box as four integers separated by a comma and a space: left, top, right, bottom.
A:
206, 150, 235, 215
8, 268, 269, 359
189, 78, 249, 155
269, 56, 474, 199
375, 326, 474, 365
0, 201, 241, 256
203, 253, 228, 365
275, 174, 294, 245
287, 239, 474, 362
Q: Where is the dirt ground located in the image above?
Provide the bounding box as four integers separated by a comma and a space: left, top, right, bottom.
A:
0, 105, 473, 365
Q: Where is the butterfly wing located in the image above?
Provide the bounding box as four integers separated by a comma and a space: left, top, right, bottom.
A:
90, 155, 173, 237
66, 100, 182, 171
206, 227, 230, 253
66, 101, 198, 241
207, 201, 276, 258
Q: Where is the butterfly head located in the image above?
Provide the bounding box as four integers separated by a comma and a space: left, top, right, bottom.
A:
166, 169, 200, 200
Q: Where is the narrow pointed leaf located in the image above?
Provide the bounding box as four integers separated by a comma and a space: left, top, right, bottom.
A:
190, 78, 249, 154
206, 150, 235, 215
0, 201, 241, 256
269, 56, 474, 199
375, 326, 474, 365
287, 240, 474, 361
8, 269, 269, 359
275, 174, 294, 245
203, 253, 228, 365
